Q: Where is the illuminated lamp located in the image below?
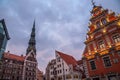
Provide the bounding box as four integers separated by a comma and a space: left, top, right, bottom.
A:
100, 22, 102, 26
94, 25, 97, 29
94, 48, 97, 53
88, 52, 91, 55
118, 21, 120, 26
103, 29, 106, 33
88, 50, 91, 55
108, 42, 112, 48
90, 35, 93, 39
106, 17, 110, 22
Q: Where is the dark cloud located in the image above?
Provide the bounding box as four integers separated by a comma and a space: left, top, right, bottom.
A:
0, 0, 120, 72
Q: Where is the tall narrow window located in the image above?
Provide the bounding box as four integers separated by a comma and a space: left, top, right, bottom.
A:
112, 34, 120, 43
101, 18, 107, 25
98, 40, 105, 49
103, 56, 111, 67
96, 21, 101, 28
57, 57, 60, 62
90, 61, 96, 70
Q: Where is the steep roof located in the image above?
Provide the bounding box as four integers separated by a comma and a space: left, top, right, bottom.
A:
0, 19, 10, 40
56, 51, 77, 66
3, 52, 25, 62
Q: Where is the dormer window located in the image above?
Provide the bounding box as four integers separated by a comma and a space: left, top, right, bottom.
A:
96, 21, 101, 28
101, 18, 107, 25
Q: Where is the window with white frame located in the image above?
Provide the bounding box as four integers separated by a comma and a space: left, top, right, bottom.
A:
112, 34, 120, 43
98, 40, 105, 49
103, 56, 111, 67
90, 60, 96, 70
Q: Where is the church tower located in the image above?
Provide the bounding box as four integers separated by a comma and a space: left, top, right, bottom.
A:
23, 20, 38, 80
26, 20, 36, 55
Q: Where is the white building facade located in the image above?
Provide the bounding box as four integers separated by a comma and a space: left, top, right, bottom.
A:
46, 51, 84, 80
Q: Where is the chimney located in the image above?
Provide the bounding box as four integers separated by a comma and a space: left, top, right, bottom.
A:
21, 54, 23, 57
7, 51, 10, 53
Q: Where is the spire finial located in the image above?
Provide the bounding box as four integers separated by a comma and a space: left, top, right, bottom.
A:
91, 0, 96, 7
33, 19, 35, 27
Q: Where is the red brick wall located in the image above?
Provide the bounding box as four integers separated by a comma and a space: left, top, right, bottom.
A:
86, 53, 120, 77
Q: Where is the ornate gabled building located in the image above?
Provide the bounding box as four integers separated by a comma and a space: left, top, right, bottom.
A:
45, 51, 84, 80
0, 21, 38, 80
82, 1, 120, 80
45, 60, 52, 80
23, 20, 37, 80
0, 19, 10, 59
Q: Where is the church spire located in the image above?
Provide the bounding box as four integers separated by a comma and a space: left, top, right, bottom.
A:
26, 20, 36, 55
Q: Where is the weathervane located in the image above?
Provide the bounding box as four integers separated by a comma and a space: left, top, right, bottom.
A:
91, 0, 96, 7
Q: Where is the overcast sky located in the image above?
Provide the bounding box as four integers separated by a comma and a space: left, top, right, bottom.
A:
0, 0, 120, 73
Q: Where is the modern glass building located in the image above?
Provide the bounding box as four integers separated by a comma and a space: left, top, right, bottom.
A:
0, 19, 10, 59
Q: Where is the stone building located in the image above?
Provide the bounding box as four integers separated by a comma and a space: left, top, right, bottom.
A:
46, 50, 84, 80
0, 51, 25, 80
45, 61, 52, 80
82, 1, 120, 80
0, 21, 38, 80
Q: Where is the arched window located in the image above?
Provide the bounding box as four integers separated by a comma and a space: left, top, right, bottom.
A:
101, 18, 107, 25
96, 21, 101, 28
